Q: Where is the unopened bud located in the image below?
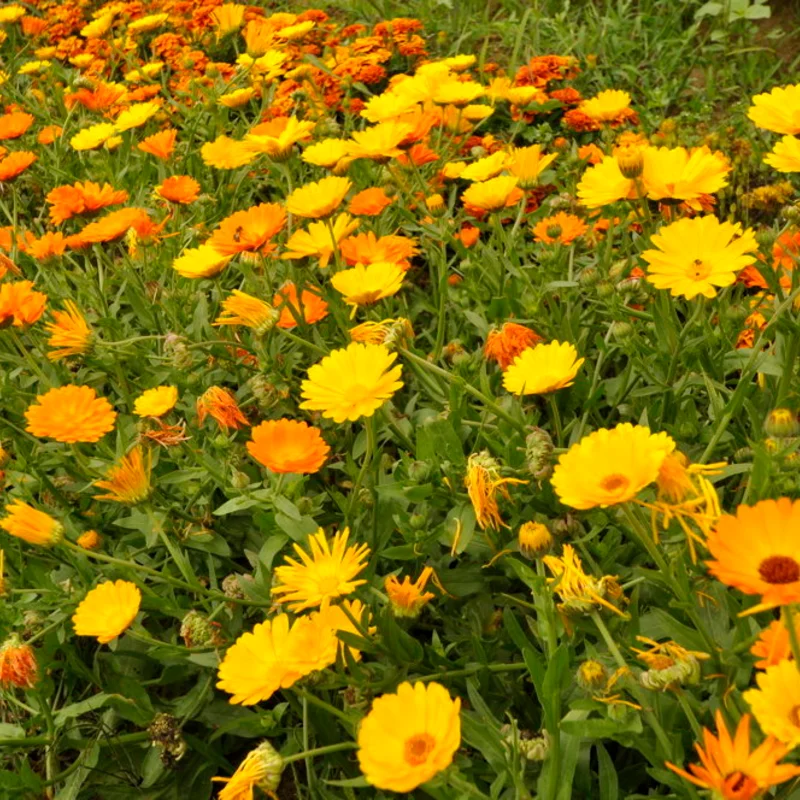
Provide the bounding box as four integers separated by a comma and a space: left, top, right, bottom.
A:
525, 427, 553, 480
765, 408, 800, 438
518, 521, 552, 558
577, 659, 608, 692
616, 145, 643, 179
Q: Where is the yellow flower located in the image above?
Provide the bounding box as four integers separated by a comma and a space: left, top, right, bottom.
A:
748, 84, 800, 134
459, 151, 509, 182
218, 87, 256, 108
286, 176, 351, 218
502, 341, 584, 395
518, 521, 552, 557
330, 261, 404, 312
360, 92, 420, 123
347, 121, 412, 162
300, 342, 403, 423
577, 156, 637, 208
443, 54, 477, 71
551, 423, 675, 510
357, 681, 461, 792
743, 659, 800, 747
302, 138, 352, 170
72, 580, 141, 643
465, 452, 527, 531
44, 301, 92, 361
212, 742, 284, 800
0, 4, 26, 23
432, 79, 484, 106
507, 145, 557, 189
463, 103, 494, 121
127, 13, 169, 34
201, 135, 257, 169
70, 122, 118, 151
462, 175, 520, 211
642, 215, 758, 300
580, 89, 631, 122
171, 245, 232, 279
386, 567, 435, 618
213, 290, 278, 333
765, 135, 800, 172
93, 447, 152, 504
81, 14, 114, 38
211, 3, 246, 36
133, 386, 178, 418
245, 117, 316, 160
114, 101, 160, 131
271, 527, 370, 611
281, 213, 359, 268
642, 146, 731, 207
0, 500, 63, 547
18, 60, 51, 75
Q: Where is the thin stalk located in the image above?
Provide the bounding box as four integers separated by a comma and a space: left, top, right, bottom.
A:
281, 741, 357, 766
346, 417, 375, 522
547, 394, 563, 447
784, 605, 800, 673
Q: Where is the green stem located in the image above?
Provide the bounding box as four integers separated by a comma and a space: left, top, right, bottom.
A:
416, 662, 527, 683
784, 605, 800, 673
281, 741, 357, 766
346, 416, 375, 522
546, 394, 563, 447
675, 690, 702, 738
448, 772, 491, 799
776, 324, 800, 407
294, 690, 353, 726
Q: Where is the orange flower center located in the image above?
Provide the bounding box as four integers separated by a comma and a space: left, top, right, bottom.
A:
690, 259, 712, 281
404, 733, 436, 766
758, 555, 800, 584
724, 771, 756, 796
789, 706, 800, 729
600, 473, 630, 494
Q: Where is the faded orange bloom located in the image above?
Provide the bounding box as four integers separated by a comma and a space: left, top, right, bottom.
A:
348, 187, 393, 216
578, 143, 604, 164
154, 175, 200, 204
454, 225, 480, 248
0, 636, 37, 689
138, 129, 177, 160
465, 452, 527, 531
484, 322, 544, 370
0, 280, 47, 327
208, 203, 286, 256
141, 420, 190, 448
273, 281, 329, 329
197, 387, 249, 431
93, 447, 152, 504
773, 230, 800, 270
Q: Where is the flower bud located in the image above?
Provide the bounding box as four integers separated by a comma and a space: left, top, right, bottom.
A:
616, 145, 643, 179
408, 460, 432, 483
525, 427, 554, 479
230, 468, 251, 489
608, 320, 634, 342
578, 266, 600, 287
0, 635, 38, 689
77, 530, 102, 550
425, 193, 446, 216
781, 204, 800, 223
222, 573, 253, 600
518, 521, 552, 558
756, 229, 776, 249
180, 610, 223, 648
550, 513, 584, 539
596, 280, 614, 299
577, 659, 608, 692
765, 408, 800, 438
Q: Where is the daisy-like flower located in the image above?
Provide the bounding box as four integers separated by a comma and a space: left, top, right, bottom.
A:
247, 419, 330, 474
340, 232, 418, 270
172, 245, 232, 279
580, 89, 632, 122
300, 342, 403, 423
462, 175, 521, 212
350, 318, 414, 348
25, 385, 116, 443
751, 619, 799, 669
0, 111, 33, 140
286, 176, 352, 219
551, 423, 675, 510
201, 135, 257, 169
642, 146, 731, 207
347, 121, 412, 162
70, 122, 118, 151
211, 3, 246, 35
281, 213, 359, 268
208, 203, 286, 256
218, 87, 256, 108
0, 500, 63, 547
506, 145, 557, 189
385, 567, 435, 618
706, 498, 800, 614
213, 291, 279, 333
133, 386, 178, 418
44, 301, 92, 360
138, 129, 177, 160
271, 527, 370, 611
0, 280, 47, 327
93, 447, 152, 504
349, 187, 393, 216
743, 660, 800, 748
212, 742, 284, 800
642, 216, 758, 300
748, 84, 800, 134
765, 135, 800, 172
76, 207, 153, 245
273, 282, 329, 329
330, 261, 405, 312
432, 79, 484, 106
503, 341, 584, 395
0, 151, 36, 181
667, 711, 800, 799
127, 13, 169, 34
197, 387, 248, 431
154, 175, 200, 204
245, 116, 315, 160
302, 138, 352, 170
577, 155, 637, 208
0, 636, 38, 689
465, 451, 528, 531
357, 682, 461, 793
72, 580, 141, 644
532, 212, 588, 245
114, 101, 160, 132
484, 322, 544, 370
46, 181, 129, 225
459, 151, 509, 182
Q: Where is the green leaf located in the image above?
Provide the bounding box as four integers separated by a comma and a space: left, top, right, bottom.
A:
596, 743, 619, 800
416, 417, 465, 467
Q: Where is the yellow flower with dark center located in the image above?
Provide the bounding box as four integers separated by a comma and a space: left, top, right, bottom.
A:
347, 121, 412, 162
213, 290, 279, 333
642, 216, 757, 300
286, 176, 351, 219
133, 386, 178, 418
281, 213, 359, 268
93, 446, 152, 504
385, 567, 435, 617
44, 301, 92, 361
743, 659, 800, 748
765, 135, 800, 172
748, 84, 800, 134
551, 423, 675, 510
357, 681, 461, 792
212, 742, 284, 800
0, 500, 63, 547
507, 145, 557, 189
464, 452, 527, 531
462, 175, 520, 212
300, 342, 403, 423
271, 527, 369, 611
502, 341, 584, 395
580, 89, 631, 122
72, 580, 141, 644
330, 261, 404, 312
172, 245, 232, 279
25, 385, 117, 443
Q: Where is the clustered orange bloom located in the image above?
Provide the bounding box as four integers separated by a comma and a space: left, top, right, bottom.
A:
46, 181, 129, 224
0, 281, 47, 327
196, 386, 249, 431
273, 282, 329, 329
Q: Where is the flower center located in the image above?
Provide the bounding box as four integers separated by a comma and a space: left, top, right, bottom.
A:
790, 706, 800, 729
317, 575, 341, 594
758, 555, 800, 584
403, 733, 436, 766
689, 258, 712, 281
724, 771, 756, 795
599, 473, 630, 494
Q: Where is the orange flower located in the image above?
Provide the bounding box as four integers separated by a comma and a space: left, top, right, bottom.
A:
0, 280, 47, 327
532, 212, 588, 245
75, 208, 153, 245
46, 181, 129, 225
25, 385, 116, 443
93, 447, 152, 504
25, 231, 67, 261
0, 636, 37, 689
454, 225, 480, 248
0, 151, 36, 181
751, 620, 798, 669
64, 82, 126, 112
484, 322, 544, 369
340, 231, 418, 270
208, 203, 287, 256
37, 125, 62, 145
578, 143, 604, 164
44, 301, 92, 361
154, 175, 200, 204
773, 230, 800, 270
273, 281, 329, 329
348, 187, 393, 216
0, 111, 34, 140
196, 386, 249, 431
138, 129, 177, 160
247, 419, 330, 474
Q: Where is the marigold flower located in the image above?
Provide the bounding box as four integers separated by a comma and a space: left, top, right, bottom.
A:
462, 175, 521, 212
331, 261, 405, 311
0, 500, 63, 547
154, 175, 200, 204
748, 84, 800, 134
70, 122, 118, 151
340, 231, 418, 270
44, 301, 92, 361
507, 145, 557, 189
751, 619, 799, 669
484, 322, 544, 370
271, 527, 370, 611
518, 521, 552, 557
460, 150, 509, 182
580, 89, 632, 122
73, 580, 141, 644
211, 3, 246, 36
357, 682, 461, 792
666, 710, 800, 799
273, 282, 329, 329
196, 386, 249, 431
503, 341, 584, 395
93, 447, 152, 504
551, 423, 675, 510
114, 101, 160, 132
532, 212, 588, 245
25, 231, 67, 261
765, 134, 800, 172
433, 79, 484, 106
77, 208, 153, 245
300, 342, 403, 423
348, 187, 393, 216
282, 213, 359, 268
134, 386, 178, 418
0, 280, 47, 327
0, 151, 36, 181
245, 116, 315, 160
302, 138, 352, 170
385, 567, 435, 617
347, 121, 412, 162
212, 742, 284, 800
37, 125, 62, 145
286, 176, 352, 218
46, 181, 129, 225
642, 146, 731, 208
642, 216, 758, 300
465, 452, 527, 531
201, 135, 257, 169
743, 659, 800, 748
0, 111, 33, 140
0, 636, 37, 689
172, 244, 232, 279
208, 203, 286, 256
247, 419, 329, 474
138, 129, 177, 160
213, 290, 279, 333
25, 385, 116, 443
218, 87, 256, 109
77, 530, 102, 550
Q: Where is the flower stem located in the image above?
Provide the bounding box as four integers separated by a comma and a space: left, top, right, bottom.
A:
784, 605, 800, 674
281, 741, 357, 766
546, 394, 563, 447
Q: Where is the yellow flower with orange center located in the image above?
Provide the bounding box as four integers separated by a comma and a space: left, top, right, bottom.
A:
502, 341, 584, 395
748, 84, 800, 134
331, 261, 405, 312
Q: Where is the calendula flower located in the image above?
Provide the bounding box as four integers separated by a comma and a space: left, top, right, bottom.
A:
76, 207, 153, 245
286, 176, 352, 218
25, 385, 116, 443
484, 322, 544, 370
507, 145, 557, 189
70, 122, 118, 151
271, 527, 369, 611
340, 232, 418, 270
302, 138, 352, 170
93, 447, 152, 504
247, 419, 329, 474
0, 111, 33, 140
138, 129, 177, 160
433, 79, 484, 106
748, 84, 800, 134
281, 213, 359, 268
134, 386, 178, 418
0, 280, 47, 327
503, 341, 584, 395
348, 188, 392, 216
744, 659, 800, 748
642, 146, 731, 208
273, 282, 329, 328
201, 135, 257, 169
154, 175, 200, 204
25, 231, 67, 262
211, 3, 246, 35
46, 181, 129, 224
543, 544, 627, 617
465, 452, 527, 531
642, 216, 758, 300
72, 580, 141, 644
349, 318, 414, 348
212, 742, 284, 800
462, 175, 521, 212
245, 117, 315, 160
331, 261, 405, 312
460, 151, 509, 182
114, 101, 160, 132
218, 87, 256, 108
172, 245, 232, 279
77, 530, 102, 550
385, 567, 435, 617
577, 155, 638, 208
532, 212, 588, 245
300, 342, 403, 423
0, 4, 26, 23
44, 301, 92, 360
197, 386, 249, 431
518, 521, 552, 557
0, 500, 63, 547
0, 636, 37, 689
347, 121, 412, 162
580, 89, 632, 122
127, 12, 169, 34
357, 682, 461, 792
551, 423, 675, 510
765, 135, 800, 172
0, 151, 34, 182
213, 291, 279, 333
706, 498, 800, 614
751, 619, 800, 669
633, 636, 708, 690
208, 203, 286, 256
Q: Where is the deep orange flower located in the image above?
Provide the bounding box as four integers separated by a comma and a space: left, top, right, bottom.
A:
196, 386, 249, 431
64, 82, 126, 112
0, 112, 34, 140
484, 322, 544, 369
348, 187, 393, 216
37, 125, 62, 145
340, 231, 418, 270
454, 225, 480, 248
773, 230, 800, 270
532, 212, 589, 245
208, 203, 287, 256
93, 447, 152, 504
247, 419, 330, 474
44, 301, 92, 361
138, 129, 177, 160
273, 281, 329, 329
578, 143, 605, 164
25, 231, 67, 261
25, 385, 116, 443
751, 620, 797, 669
154, 175, 200, 204
75, 208, 153, 245
0, 636, 37, 689
0, 281, 47, 327
46, 181, 129, 225
0, 151, 36, 181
